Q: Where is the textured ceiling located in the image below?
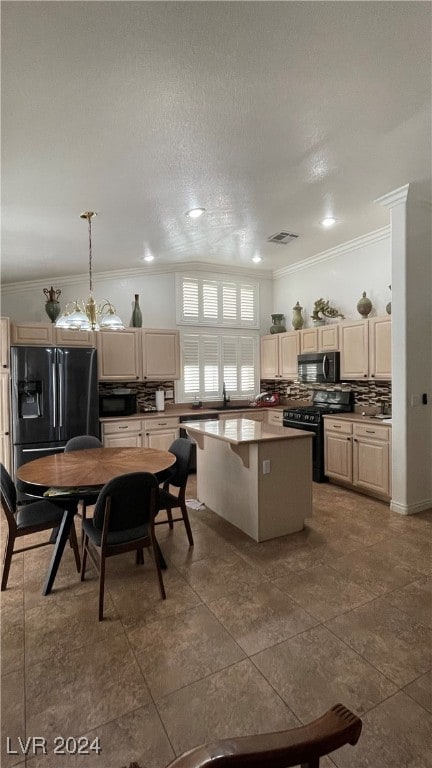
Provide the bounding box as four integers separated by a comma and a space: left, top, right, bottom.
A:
1, 1, 431, 284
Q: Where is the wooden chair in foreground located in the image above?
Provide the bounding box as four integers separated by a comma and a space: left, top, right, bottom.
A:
165, 704, 362, 768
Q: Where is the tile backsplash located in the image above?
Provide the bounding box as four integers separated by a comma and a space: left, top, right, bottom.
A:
99, 381, 175, 411
260, 378, 392, 411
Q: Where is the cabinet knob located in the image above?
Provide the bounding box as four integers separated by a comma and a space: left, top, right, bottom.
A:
353, 438, 357, 442
2, 364, 7, 368
371, 374, 375, 378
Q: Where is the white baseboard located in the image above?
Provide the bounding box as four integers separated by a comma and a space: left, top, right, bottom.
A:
390, 498, 432, 515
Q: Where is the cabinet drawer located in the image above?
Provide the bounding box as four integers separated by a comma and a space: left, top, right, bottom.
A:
354, 423, 390, 441
267, 410, 283, 426
144, 416, 179, 430
324, 419, 352, 435
103, 419, 142, 435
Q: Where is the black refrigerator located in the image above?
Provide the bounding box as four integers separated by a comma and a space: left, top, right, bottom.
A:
11, 346, 99, 495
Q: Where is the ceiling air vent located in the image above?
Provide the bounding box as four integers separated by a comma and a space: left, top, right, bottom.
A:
267, 231, 299, 245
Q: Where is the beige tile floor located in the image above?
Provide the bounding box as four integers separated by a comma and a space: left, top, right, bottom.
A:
1, 479, 431, 768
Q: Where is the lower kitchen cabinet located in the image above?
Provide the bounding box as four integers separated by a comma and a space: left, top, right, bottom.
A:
101, 416, 180, 451
324, 417, 391, 499
266, 409, 284, 427
143, 416, 179, 450
101, 418, 142, 447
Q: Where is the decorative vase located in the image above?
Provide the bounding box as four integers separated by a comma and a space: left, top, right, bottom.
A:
291, 302, 304, 330
43, 286, 61, 323
386, 285, 391, 315
357, 291, 372, 318
131, 294, 142, 327
269, 313, 286, 334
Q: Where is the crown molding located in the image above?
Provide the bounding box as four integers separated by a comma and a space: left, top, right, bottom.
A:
273, 226, 390, 279
1, 260, 273, 295
375, 184, 410, 209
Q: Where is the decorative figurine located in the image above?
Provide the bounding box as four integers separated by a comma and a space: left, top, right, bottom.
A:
311, 298, 344, 326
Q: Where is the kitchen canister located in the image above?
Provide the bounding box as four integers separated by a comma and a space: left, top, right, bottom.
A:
155, 389, 165, 412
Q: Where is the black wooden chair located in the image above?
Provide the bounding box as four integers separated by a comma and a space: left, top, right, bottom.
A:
0, 463, 81, 591
80, 472, 166, 620
155, 438, 194, 546
165, 703, 362, 768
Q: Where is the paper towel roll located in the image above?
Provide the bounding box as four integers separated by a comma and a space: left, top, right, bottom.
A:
155, 390, 165, 412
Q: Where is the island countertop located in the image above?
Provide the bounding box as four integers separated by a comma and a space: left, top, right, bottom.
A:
182, 417, 313, 445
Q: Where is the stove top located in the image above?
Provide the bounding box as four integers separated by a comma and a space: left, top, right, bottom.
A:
283, 389, 354, 425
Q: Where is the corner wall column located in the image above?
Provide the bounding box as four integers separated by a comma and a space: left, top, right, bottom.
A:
376, 183, 432, 514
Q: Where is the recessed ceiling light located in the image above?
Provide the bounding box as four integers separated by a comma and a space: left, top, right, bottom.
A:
252, 255, 262, 263
185, 207, 206, 219
144, 254, 154, 262
321, 217, 336, 228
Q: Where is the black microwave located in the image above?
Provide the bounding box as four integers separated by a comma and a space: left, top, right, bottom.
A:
99, 392, 137, 417
297, 351, 340, 384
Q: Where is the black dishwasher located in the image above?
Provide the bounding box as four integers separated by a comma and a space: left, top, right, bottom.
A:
179, 412, 219, 473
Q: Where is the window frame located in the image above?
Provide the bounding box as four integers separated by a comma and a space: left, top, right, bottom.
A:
176, 272, 260, 329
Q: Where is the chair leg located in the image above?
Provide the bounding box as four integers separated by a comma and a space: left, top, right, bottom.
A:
166, 507, 174, 530
68, 520, 81, 573
180, 501, 194, 546
135, 548, 144, 565
80, 534, 89, 581
98, 552, 106, 621
1, 533, 15, 591
151, 541, 166, 600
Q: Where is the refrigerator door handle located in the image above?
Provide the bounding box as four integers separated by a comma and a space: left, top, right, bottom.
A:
52, 363, 57, 428
58, 361, 64, 428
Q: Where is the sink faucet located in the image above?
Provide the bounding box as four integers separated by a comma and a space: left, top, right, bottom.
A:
222, 382, 230, 406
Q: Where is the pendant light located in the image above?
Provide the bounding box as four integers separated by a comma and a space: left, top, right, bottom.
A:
56, 212, 124, 331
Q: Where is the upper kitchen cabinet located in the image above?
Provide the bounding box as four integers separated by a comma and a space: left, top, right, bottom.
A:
300, 325, 339, 353
1, 317, 10, 370
54, 327, 95, 347
340, 318, 391, 380
97, 328, 141, 381
11, 321, 54, 346
369, 316, 391, 379
260, 332, 299, 379
141, 330, 180, 380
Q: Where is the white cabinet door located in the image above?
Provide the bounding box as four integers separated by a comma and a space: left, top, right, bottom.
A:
260, 335, 279, 378
103, 433, 142, 448
0, 318, 10, 370
11, 322, 54, 346
144, 429, 179, 450
142, 330, 180, 380
369, 317, 391, 380
97, 329, 141, 381
0, 371, 11, 473
279, 332, 300, 378
319, 324, 339, 351
340, 321, 369, 379
300, 328, 318, 353
54, 328, 95, 347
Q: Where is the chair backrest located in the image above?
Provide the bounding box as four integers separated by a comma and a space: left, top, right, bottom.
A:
65, 435, 102, 452
165, 438, 193, 488
0, 463, 17, 526
92, 472, 159, 532
165, 704, 362, 768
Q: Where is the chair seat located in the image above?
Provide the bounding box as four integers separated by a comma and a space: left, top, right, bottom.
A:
16, 500, 67, 530
158, 487, 179, 509
82, 518, 149, 547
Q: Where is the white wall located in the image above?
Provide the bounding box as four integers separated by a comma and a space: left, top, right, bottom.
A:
1, 269, 274, 330
272, 230, 391, 329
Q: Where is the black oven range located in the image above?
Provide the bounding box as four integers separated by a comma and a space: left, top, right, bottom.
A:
283, 389, 354, 482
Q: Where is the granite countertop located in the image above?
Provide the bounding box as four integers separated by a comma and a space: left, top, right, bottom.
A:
99, 404, 289, 423
181, 418, 314, 445
322, 412, 392, 426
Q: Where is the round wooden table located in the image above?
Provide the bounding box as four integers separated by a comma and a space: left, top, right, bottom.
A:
17, 447, 176, 595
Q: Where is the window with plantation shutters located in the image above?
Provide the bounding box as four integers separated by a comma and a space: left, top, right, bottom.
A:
179, 332, 259, 401
176, 274, 259, 328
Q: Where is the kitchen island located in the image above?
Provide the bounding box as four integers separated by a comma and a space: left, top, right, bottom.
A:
183, 418, 313, 542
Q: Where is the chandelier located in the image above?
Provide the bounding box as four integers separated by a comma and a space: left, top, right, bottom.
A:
55, 211, 124, 331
